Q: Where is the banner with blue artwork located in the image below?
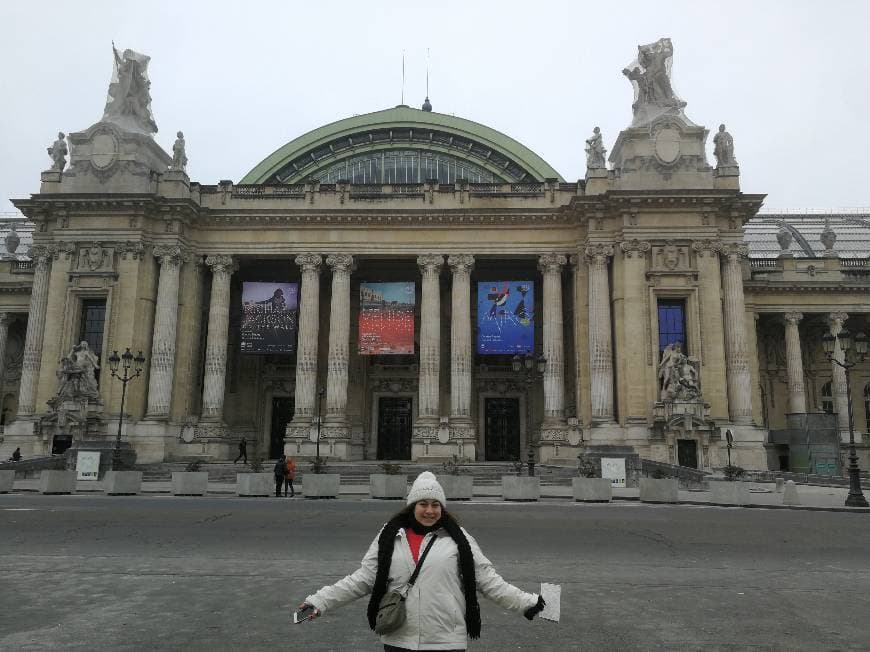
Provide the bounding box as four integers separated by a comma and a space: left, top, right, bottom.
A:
476, 281, 534, 354
240, 282, 299, 354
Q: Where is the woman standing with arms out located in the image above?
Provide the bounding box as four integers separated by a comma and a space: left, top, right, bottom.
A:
297, 472, 545, 651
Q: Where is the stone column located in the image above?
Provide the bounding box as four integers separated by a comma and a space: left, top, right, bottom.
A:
18, 247, 53, 416
539, 254, 567, 425
324, 254, 354, 430
447, 255, 474, 434
146, 246, 185, 418
200, 255, 235, 422
782, 312, 807, 414
292, 254, 323, 424
827, 312, 850, 435
586, 244, 614, 423
0, 313, 10, 398
721, 244, 753, 423
417, 254, 444, 428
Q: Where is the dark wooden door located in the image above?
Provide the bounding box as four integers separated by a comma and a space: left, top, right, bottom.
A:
677, 439, 698, 468
485, 398, 520, 461
378, 397, 412, 460
270, 397, 294, 459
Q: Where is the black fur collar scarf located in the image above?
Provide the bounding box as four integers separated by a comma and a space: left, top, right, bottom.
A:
366, 511, 481, 639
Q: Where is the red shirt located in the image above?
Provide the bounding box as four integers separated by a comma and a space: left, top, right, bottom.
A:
405, 529, 425, 563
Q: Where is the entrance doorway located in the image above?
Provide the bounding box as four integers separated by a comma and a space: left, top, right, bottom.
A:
270, 397, 294, 459
485, 397, 520, 461
677, 439, 698, 468
377, 397, 412, 460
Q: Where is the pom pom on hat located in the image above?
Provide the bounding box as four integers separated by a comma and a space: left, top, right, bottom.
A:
406, 471, 447, 507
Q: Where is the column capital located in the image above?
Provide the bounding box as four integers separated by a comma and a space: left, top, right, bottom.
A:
827, 312, 849, 333
27, 245, 54, 268
325, 253, 354, 274
295, 253, 323, 273
584, 243, 614, 263
691, 239, 723, 257
0, 312, 10, 326
619, 239, 651, 258
153, 245, 186, 267
782, 312, 803, 326
538, 253, 567, 274
721, 242, 749, 262
417, 254, 444, 275
447, 254, 474, 274
204, 254, 237, 274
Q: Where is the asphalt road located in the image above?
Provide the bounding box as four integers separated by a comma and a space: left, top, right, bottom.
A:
1, 494, 869, 651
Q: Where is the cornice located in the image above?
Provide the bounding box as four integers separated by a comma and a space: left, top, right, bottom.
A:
743, 282, 870, 293
202, 211, 574, 228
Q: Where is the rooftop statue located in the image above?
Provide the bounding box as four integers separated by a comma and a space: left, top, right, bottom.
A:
584, 127, 607, 170
622, 37, 688, 127
102, 43, 158, 135
170, 131, 188, 171
47, 132, 68, 172
713, 124, 736, 167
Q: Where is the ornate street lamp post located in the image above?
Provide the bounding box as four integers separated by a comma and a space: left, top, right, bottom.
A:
511, 353, 547, 477
821, 329, 869, 508
314, 386, 326, 470
107, 348, 146, 471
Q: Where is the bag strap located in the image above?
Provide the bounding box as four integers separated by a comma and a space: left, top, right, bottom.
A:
407, 534, 437, 587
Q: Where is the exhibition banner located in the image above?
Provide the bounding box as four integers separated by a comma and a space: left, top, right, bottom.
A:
476, 281, 534, 354
359, 282, 415, 355
241, 282, 299, 354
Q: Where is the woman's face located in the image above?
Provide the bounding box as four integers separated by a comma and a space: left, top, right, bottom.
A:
414, 499, 442, 527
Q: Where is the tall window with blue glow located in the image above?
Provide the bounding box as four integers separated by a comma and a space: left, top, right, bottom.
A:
657, 299, 687, 355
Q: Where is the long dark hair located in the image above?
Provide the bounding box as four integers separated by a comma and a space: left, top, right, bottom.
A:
366, 502, 481, 638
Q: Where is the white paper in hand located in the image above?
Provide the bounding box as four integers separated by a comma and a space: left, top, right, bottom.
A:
539, 582, 561, 622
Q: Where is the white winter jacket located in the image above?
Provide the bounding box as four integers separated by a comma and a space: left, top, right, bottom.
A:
305, 525, 538, 650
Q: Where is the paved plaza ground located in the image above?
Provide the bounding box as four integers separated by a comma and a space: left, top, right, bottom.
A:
1, 494, 869, 651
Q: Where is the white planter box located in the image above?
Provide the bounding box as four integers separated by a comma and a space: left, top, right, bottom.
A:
502, 476, 540, 501
709, 480, 749, 506
303, 473, 340, 498
572, 478, 613, 502
171, 471, 209, 496
639, 478, 678, 503
39, 470, 76, 494
104, 471, 142, 495
370, 474, 408, 499
438, 475, 473, 501
0, 470, 14, 493
236, 472, 272, 497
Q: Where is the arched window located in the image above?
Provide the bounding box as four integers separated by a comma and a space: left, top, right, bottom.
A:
821, 381, 833, 414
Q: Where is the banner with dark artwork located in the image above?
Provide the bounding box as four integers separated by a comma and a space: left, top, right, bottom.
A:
240, 282, 299, 354
476, 281, 534, 354
359, 281, 415, 355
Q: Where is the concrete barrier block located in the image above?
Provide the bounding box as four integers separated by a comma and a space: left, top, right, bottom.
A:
39, 470, 76, 495
236, 473, 272, 497
104, 471, 142, 495
0, 470, 14, 493
438, 475, 473, 500
369, 474, 408, 499
709, 480, 749, 506
502, 476, 540, 501
775, 477, 784, 493
639, 478, 678, 503
171, 471, 209, 496
302, 473, 340, 498
783, 480, 800, 505
572, 478, 613, 502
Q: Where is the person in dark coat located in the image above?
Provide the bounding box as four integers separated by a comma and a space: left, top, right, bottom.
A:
273, 454, 287, 497
234, 438, 248, 464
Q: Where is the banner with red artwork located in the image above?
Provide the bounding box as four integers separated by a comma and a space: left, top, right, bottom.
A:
359, 282, 415, 355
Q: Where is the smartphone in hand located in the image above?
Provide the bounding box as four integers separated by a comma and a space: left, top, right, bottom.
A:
293, 604, 317, 624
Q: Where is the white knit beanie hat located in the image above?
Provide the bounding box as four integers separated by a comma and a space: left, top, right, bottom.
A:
406, 471, 447, 507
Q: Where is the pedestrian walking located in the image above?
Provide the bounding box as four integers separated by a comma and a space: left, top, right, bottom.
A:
295, 471, 546, 651
284, 455, 296, 497
273, 454, 286, 497
234, 438, 248, 464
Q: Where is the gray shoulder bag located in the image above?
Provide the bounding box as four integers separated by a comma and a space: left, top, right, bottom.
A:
374, 534, 437, 635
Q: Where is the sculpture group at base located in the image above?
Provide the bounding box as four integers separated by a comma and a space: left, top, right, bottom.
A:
658, 342, 700, 401
55, 341, 101, 402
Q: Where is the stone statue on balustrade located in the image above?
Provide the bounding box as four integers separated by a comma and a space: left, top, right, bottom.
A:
658, 341, 701, 401
713, 124, 736, 167
102, 43, 158, 135
622, 37, 688, 127
170, 131, 188, 171
585, 127, 607, 170
47, 132, 68, 172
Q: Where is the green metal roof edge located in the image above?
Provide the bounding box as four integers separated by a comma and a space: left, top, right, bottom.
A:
240, 105, 563, 183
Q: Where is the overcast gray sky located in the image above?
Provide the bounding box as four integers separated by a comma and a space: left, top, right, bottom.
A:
1, 0, 868, 213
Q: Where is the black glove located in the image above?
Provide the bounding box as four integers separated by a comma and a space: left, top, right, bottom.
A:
523, 594, 546, 620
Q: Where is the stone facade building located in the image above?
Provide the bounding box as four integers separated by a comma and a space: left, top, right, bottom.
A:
1, 42, 868, 472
